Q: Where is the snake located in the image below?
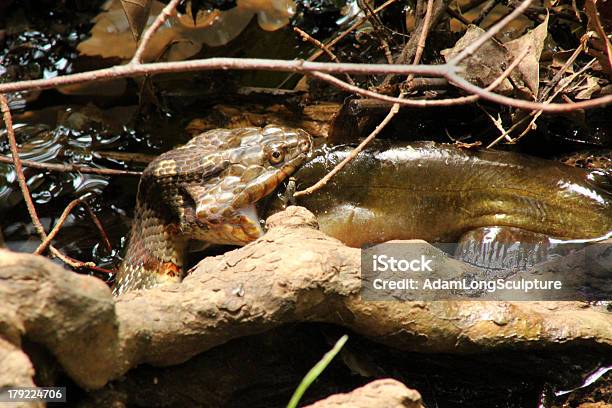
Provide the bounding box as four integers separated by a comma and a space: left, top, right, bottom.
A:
112, 125, 312, 295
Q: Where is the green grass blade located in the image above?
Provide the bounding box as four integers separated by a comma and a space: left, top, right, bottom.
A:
287, 334, 349, 408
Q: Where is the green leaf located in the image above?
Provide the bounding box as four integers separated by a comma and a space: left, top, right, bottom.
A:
287, 335, 348, 408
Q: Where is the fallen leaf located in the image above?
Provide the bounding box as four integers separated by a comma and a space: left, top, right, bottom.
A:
441, 25, 514, 95
120, 0, 152, 41
574, 75, 601, 99
550, 49, 577, 72
504, 14, 549, 99
585, 0, 612, 74
78, 0, 297, 61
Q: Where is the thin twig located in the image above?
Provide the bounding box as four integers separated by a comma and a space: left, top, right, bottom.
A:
82, 201, 113, 253
294, 99, 402, 197
305, 0, 399, 63
56, 254, 115, 276
379, 38, 395, 64
131, 0, 181, 63
294, 27, 341, 64
539, 42, 584, 101
479, 105, 512, 142
0, 155, 142, 176
34, 198, 113, 255
34, 198, 80, 254
1, 94, 47, 240
510, 59, 597, 143
414, 0, 435, 67
1, 95, 75, 264
293, 26, 355, 85
296, 0, 437, 197
472, 0, 499, 26
406, 0, 436, 86
381, 0, 447, 87
585, 0, 612, 73
485, 110, 533, 148
277, 0, 399, 88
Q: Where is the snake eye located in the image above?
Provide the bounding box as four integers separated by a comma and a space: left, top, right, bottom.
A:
268, 148, 285, 165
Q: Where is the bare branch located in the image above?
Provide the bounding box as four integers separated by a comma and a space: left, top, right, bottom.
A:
293, 26, 355, 85
0, 53, 606, 112
34, 198, 113, 256
1, 94, 47, 241
0, 59, 450, 94
0, 0, 606, 127
447, 73, 611, 111
0, 155, 142, 176
131, 0, 181, 63
309, 46, 529, 108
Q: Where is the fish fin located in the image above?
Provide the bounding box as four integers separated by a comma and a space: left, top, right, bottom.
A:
454, 227, 571, 274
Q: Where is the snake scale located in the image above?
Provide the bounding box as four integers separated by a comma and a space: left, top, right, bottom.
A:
112, 125, 312, 295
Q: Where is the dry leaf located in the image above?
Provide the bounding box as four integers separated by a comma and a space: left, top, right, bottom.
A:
585, 0, 612, 74
574, 76, 601, 99
442, 18, 550, 100
504, 14, 549, 99
79, 0, 297, 61
120, 0, 152, 41
441, 25, 514, 95
551, 49, 577, 72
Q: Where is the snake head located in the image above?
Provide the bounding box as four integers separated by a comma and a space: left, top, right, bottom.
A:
178, 125, 313, 245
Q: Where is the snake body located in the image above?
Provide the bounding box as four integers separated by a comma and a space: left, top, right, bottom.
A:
112, 125, 312, 295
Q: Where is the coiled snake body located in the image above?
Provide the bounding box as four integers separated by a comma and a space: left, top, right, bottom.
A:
113, 125, 312, 295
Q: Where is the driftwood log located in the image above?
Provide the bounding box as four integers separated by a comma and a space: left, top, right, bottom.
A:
0, 207, 610, 405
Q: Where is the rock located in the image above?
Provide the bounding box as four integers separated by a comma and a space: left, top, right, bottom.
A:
304, 379, 424, 408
